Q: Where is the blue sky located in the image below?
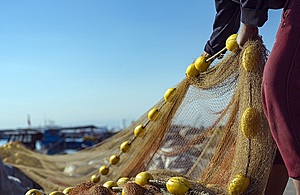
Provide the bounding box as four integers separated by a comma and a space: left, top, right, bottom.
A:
0, 1, 282, 129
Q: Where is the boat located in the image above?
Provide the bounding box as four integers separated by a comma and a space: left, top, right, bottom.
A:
0, 125, 117, 154
0, 128, 43, 150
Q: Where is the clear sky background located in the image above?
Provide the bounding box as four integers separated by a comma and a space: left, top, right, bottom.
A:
0, 1, 283, 129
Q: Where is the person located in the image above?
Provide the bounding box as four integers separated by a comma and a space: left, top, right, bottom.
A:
202, 0, 300, 194
0, 158, 43, 194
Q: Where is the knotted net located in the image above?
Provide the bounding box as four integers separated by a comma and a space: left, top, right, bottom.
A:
0, 38, 276, 195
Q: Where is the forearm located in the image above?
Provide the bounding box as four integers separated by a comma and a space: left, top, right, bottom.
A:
240, 0, 269, 27
204, 0, 270, 55
204, 0, 240, 55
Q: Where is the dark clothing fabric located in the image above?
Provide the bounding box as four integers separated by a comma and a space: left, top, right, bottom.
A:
262, 0, 300, 178
0, 159, 43, 194
273, 148, 285, 165
205, 0, 285, 55
205, 0, 300, 178
0, 160, 13, 195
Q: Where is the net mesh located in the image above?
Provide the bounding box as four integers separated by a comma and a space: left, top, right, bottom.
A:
0, 38, 276, 195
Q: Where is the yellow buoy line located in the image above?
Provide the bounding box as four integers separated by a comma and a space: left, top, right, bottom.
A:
185, 34, 238, 78
26, 34, 263, 195
228, 36, 262, 195
97, 106, 166, 176
25, 80, 178, 195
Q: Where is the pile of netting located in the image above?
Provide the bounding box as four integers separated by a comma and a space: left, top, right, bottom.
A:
0, 38, 276, 195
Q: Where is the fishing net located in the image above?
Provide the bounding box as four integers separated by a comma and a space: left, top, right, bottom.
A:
0, 38, 276, 195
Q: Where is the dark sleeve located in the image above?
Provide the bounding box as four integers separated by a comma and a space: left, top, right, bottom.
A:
240, 0, 269, 27
204, 0, 241, 56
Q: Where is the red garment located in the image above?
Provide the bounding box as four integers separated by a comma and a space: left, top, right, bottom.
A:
262, 0, 300, 178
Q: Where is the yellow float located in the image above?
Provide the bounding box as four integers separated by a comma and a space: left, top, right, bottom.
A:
109, 154, 120, 165
148, 108, 159, 121
134, 172, 154, 186
99, 165, 109, 175
242, 44, 260, 72
186, 63, 199, 78
133, 125, 145, 137
195, 56, 211, 72
91, 174, 101, 183
228, 174, 250, 195
166, 177, 191, 195
164, 88, 176, 102
120, 141, 131, 153
226, 34, 239, 51
241, 107, 260, 138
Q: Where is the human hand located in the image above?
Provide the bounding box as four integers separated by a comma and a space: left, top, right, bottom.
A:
199, 51, 213, 63
236, 23, 258, 48
201, 51, 211, 58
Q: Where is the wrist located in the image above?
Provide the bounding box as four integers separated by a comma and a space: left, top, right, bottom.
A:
202, 51, 211, 58
241, 23, 258, 33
